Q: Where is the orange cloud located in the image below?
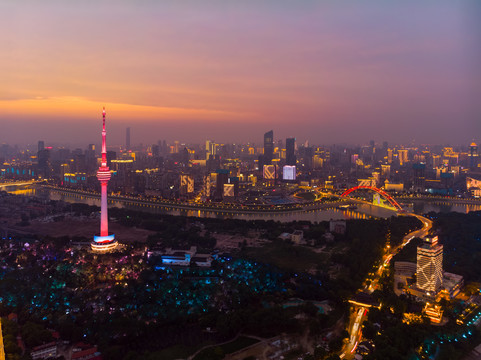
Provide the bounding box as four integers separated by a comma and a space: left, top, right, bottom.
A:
0, 96, 259, 122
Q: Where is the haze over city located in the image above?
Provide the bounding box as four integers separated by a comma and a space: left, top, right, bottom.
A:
3, 2, 481, 360
2, 1, 481, 146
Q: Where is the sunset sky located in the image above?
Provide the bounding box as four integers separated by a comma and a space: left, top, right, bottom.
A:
1, 1, 480, 146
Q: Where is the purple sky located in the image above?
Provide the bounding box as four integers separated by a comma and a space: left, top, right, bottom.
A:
1, 1, 480, 147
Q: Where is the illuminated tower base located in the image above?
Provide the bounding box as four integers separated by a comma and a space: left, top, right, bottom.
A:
92, 234, 117, 252
91, 108, 118, 253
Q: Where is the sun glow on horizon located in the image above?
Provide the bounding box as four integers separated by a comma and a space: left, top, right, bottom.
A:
0, 96, 260, 122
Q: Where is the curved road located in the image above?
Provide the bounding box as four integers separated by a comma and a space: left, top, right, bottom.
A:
339, 212, 432, 359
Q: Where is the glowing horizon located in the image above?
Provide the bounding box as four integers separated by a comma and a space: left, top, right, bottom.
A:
1, 1, 480, 145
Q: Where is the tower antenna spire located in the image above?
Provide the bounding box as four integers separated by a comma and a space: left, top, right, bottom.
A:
92, 107, 117, 252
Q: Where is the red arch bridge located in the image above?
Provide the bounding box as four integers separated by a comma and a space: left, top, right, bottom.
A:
340, 186, 403, 211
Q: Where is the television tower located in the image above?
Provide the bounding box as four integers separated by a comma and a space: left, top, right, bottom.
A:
91, 107, 117, 252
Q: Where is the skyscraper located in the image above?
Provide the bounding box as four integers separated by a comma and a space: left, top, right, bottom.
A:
398, 149, 408, 166
92, 108, 117, 252
416, 236, 443, 294
37, 144, 51, 178
286, 137, 296, 166
263, 130, 274, 165
412, 163, 426, 191
206, 140, 216, 159
469, 142, 478, 170
126, 127, 131, 151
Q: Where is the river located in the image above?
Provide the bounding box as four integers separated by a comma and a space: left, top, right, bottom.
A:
5, 185, 481, 223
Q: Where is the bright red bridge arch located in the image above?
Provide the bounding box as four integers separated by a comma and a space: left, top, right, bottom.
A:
340, 186, 403, 211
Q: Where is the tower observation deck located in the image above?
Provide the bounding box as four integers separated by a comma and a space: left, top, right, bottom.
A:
91, 108, 117, 252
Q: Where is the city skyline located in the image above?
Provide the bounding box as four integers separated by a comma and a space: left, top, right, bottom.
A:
1, 1, 481, 145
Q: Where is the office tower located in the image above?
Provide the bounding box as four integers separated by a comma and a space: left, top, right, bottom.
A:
215, 169, 229, 201
152, 144, 160, 157
74, 153, 87, 173
313, 155, 323, 169
398, 149, 408, 165
92, 108, 117, 252
38, 140, 45, 152
106, 150, 117, 168
416, 236, 443, 294
206, 140, 216, 159
381, 164, 391, 178
264, 130, 274, 165
180, 175, 194, 195
387, 149, 393, 164
37, 147, 51, 178
126, 127, 131, 150
412, 163, 426, 191
469, 142, 478, 170
205, 140, 212, 159
432, 155, 441, 169
302, 146, 313, 170
286, 137, 296, 166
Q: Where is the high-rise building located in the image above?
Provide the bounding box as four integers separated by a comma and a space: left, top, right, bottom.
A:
301, 146, 313, 170
126, 127, 131, 150
205, 140, 216, 159
152, 144, 160, 157
92, 108, 117, 252
106, 150, 117, 168
215, 169, 229, 201
398, 149, 409, 166
38, 140, 45, 152
469, 142, 478, 170
286, 137, 296, 166
412, 163, 426, 191
37, 146, 51, 178
387, 149, 393, 164
416, 236, 443, 294
264, 130, 274, 165
381, 164, 391, 178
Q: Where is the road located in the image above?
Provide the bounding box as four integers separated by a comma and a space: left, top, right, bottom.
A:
339, 212, 432, 359
0, 180, 37, 188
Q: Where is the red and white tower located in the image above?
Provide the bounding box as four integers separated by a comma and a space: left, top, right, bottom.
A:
92, 107, 117, 252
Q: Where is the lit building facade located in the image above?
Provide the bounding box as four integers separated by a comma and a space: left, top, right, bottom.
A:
469, 142, 478, 170
416, 236, 443, 294
263, 130, 274, 165
286, 137, 296, 166
126, 127, 131, 151
91, 108, 117, 252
